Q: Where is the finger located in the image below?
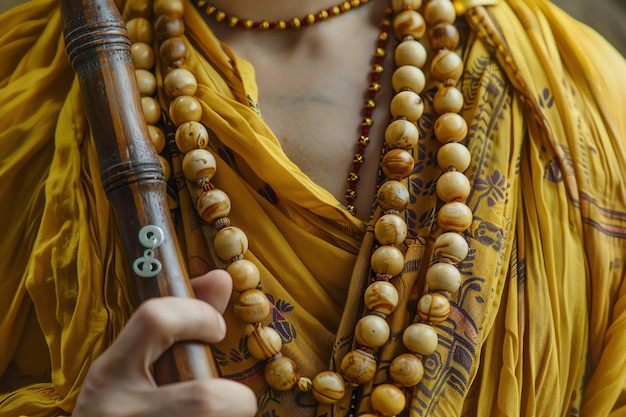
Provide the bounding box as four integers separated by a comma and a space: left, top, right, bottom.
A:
146, 378, 258, 417
107, 297, 227, 372
190, 268, 233, 314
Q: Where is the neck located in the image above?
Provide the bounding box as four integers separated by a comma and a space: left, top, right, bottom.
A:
205, 0, 364, 22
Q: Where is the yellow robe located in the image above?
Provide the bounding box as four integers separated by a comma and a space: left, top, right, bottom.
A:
0, 0, 625, 416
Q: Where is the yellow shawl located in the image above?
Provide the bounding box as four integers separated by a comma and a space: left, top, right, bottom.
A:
1, 0, 625, 416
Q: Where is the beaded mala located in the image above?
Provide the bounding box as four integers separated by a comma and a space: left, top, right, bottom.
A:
122, 0, 473, 415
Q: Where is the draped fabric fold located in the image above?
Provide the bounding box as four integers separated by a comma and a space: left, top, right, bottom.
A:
1, 0, 625, 416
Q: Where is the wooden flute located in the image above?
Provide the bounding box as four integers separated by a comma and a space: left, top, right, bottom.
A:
60, 0, 217, 383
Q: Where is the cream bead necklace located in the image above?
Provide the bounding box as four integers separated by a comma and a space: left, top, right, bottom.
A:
123, 0, 473, 415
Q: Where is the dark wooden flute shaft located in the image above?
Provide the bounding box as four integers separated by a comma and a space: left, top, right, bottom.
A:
60, 0, 217, 383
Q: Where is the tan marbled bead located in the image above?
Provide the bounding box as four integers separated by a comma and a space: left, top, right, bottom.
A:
157, 155, 170, 181
371, 245, 405, 277
385, 119, 419, 150
130, 42, 154, 70
227, 259, 260, 292
181, 148, 216, 182
417, 292, 451, 323
433, 85, 464, 114
125, 0, 152, 20
159, 36, 188, 68
147, 125, 166, 153
429, 23, 460, 50
126, 17, 154, 43
394, 39, 427, 68
370, 384, 406, 417
214, 226, 249, 261
431, 49, 463, 83
423, 0, 457, 25
391, 0, 422, 12
364, 280, 399, 315
355, 315, 390, 348
311, 371, 346, 404
434, 112, 468, 144
169, 95, 202, 126
402, 322, 439, 355
374, 213, 408, 245
436, 170, 471, 202
377, 180, 410, 212
264, 356, 299, 391
390, 90, 424, 123
135, 69, 157, 96
153, 0, 184, 17
175, 121, 209, 154
426, 262, 462, 293
381, 149, 414, 180
433, 232, 469, 263
164, 68, 198, 98
389, 353, 424, 387
438, 201, 473, 232
234, 288, 270, 324
340, 349, 377, 385
141, 96, 161, 124
393, 10, 426, 39
247, 325, 282, 360
154, 13, 185, 40
197, 188, 231, 223
392, 65, 426, 93
437, 142, 471, 172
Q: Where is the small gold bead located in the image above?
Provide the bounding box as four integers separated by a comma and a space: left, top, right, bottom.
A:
243, 19, 254, 29
305, 14, 316, 24
358, 135, 370, 146
228, 16, 238, 26
260, 20, 270, 29
291, 17, 301, 28
215, 10, 226, 22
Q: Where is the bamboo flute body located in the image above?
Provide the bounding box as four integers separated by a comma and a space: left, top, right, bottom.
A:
60, 0, 217, 383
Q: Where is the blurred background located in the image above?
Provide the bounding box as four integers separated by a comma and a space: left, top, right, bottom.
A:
0, 0, 623, 55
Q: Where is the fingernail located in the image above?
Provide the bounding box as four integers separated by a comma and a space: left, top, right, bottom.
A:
217, 313, 226, 334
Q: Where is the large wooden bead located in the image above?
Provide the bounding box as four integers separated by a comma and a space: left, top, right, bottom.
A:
370, 384, 406, 417
154, 13, 185, 40
312, 371, 346, 404
381, 149, 414, 180
147, 125, 166, 153
374, 214, 408, 245
392, 65, 426, 93
377, 180, 410, 212
371, 245, 405, 277
197, 188, 231, 223
426, 262, 462, 293
429, 23, 460, 50
395, 39, 427, 68
437, 142, 471, 172
391, 0, 422, 12
438, 201, 472, 232
355, 315, 390, 348
141, 96, 161, 124
247, 326, 282, 360
385, 119, 419, 150
153, 0, 184, 17
159, 36, 188, 68
228, 259, 260, 292
265, 356, 299, 391
402, 323, 438, 355
431, 49, 463, 83
390, 90, 424, 123
434, 112, 467, 144
393, 10, 426, 39
436, 170, 471, 202
424, 0, 457, 25
130, 42, 154, 70
164, 68, 198, 98
234, 288, 270, 323
433, 85, 463, 114
433, 232, 469, 263
340, 349, 377, 385
169, 95, 202, 126
181, 148, 216, 182
390, 353, 424, 387
157, 155, 170, 181
364, 280, 399, 315
125, 0, 152, 20
176, 121, 209, 154
214, 226, 248, 261
126, 17, 153, 43
417, 293, 451, 323
135, 69, 157, 95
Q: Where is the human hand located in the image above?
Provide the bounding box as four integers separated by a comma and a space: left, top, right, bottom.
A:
72, 269, 257, 417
